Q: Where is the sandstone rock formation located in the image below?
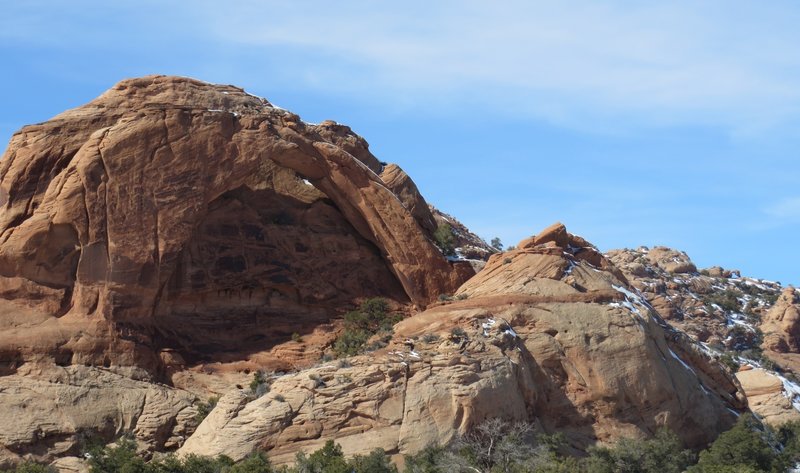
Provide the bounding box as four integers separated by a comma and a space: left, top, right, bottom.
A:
761, 288, 800, 353
0, 75, 472, 377
0, 76, 765, 469
736, 366, 800, 426
380, 164, 437, 236
178, 224, 745, 464
643, 247, 698, 274
606, 247, 800, 425
0, 364, 196, 467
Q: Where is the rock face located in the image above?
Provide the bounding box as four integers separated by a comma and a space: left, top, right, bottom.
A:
0, 75, 472, 375
0, 365, 196, 466
736, 367, 800, 426
761, 288, 800, 353
178, 224, 745, 464
380, 164, 437, 236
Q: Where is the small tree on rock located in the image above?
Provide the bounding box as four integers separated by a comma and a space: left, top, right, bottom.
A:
490, 237, 503, 251
433, 224, 456, 256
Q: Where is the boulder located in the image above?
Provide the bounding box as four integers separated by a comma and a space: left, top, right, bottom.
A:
761, 288, 800, 353
646, 247, 698, 274
736, 368, 800, 426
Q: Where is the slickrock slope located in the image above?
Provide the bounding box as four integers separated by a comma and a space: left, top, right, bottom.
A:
179, 223, 745, 464
0, 75, 472, 376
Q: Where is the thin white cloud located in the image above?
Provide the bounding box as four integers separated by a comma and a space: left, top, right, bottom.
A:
2, 1, 800, 134
765, 197, 800, 220
200, 0, 800, 133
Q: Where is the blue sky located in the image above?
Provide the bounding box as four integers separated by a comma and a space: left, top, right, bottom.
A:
1, 1, 799, 284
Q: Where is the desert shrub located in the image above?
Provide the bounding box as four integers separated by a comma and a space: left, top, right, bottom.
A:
764, 292, 779, 306
774, 420, 800, 470
583, 429, 695, 473
250, 371, 269, 398
530, 435, 582, 473
174, 454, 234, 473
403, 419, 698, 473
726, 325, 760, 351
195, 396, 219, 423
284, 441, 397, 473
333, 328, 370, 357
228, 453, 272, 473
4, 462, 55, 473
449, 327, 467, 342
704, 289, 743, 313
452, 418, 547, 472
719, 352, 741, 372
333, 299, 400, 358
404, 417, 800, 473
366, 337, 390, 352
308, 373, 324, 388
742, 301, 761, 321
87, 440, 267, 473
291, 332, 302, 342
490, 237, 503, 250
147, 453, 237, 473
404, 418, 565, 473
347, 449, 398, 473
736, 282, 777, 302
757, 358, 781, 371
335, 374, 352, 384
421, 333, 440, 344
291, 440, 349, 473
737, 348, 777, 371
343, 298, 397, 332
433, 224, 456, 256
688, 414, 776, 472
403, 445, 448, 473
87, 437, 148, 473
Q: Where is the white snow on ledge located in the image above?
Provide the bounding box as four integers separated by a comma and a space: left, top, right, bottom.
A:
482, 318, 496, 337
668, 348, 697, 376
777, 374, 800, 412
